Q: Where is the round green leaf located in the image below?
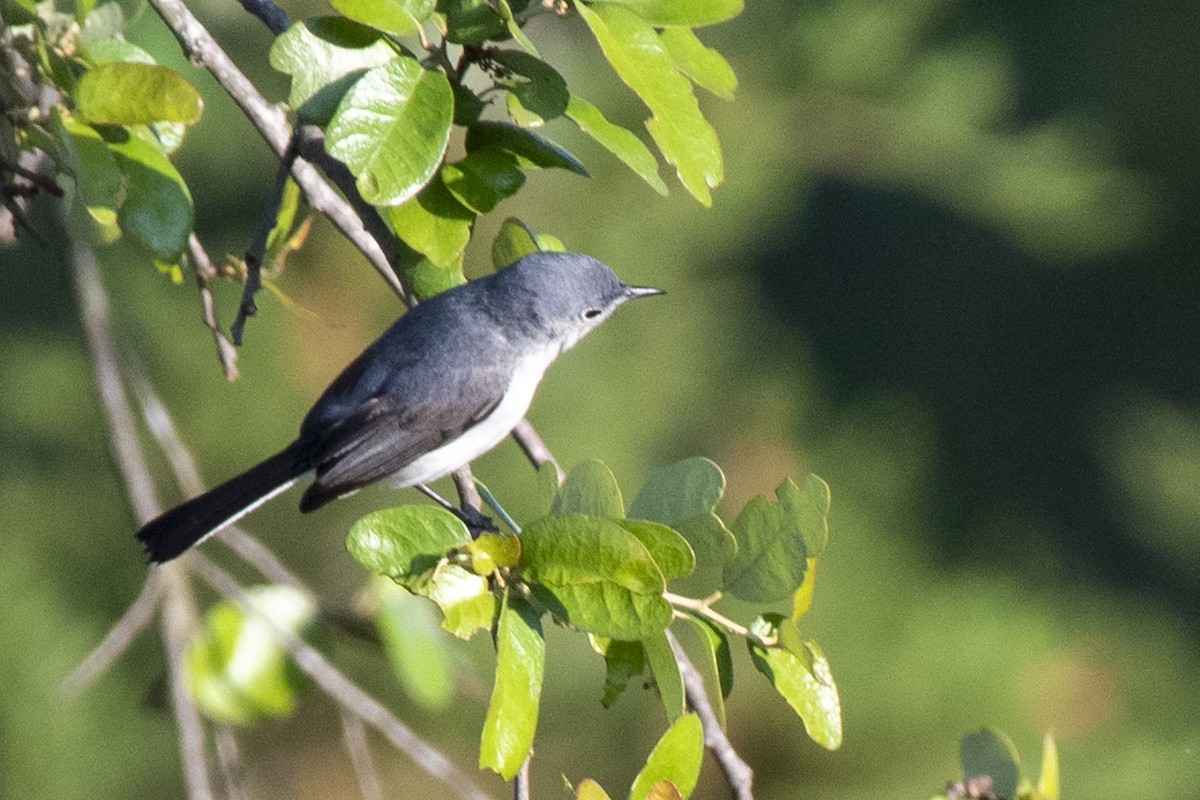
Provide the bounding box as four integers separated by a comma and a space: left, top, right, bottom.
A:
103, 128, 194, 259
76, 62, 203, 125
628, 457, 725, 524
629, 713, 704, 800
519, 514, 671, 639
492, 216, 542, 269
480, 593, 544, 779
960, 729, 1020, 800
346, 505, 470, 584
617, 519, 694, 581
553, 459, 625, 518
584, 0, 743, 27
778, 473, 831, 557
269, 17, 396, 125
722, 480, 811, 603
331, 0, 434, 36
325, 56, 454, 206
747, 622, 841, 751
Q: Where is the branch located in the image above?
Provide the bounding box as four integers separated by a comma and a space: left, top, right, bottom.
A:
187, 552, 495, 800
666, 630, 754, 800
145, 0, 407, 301
511, 419, 563, 482
340, 711, 385, 800
186, 234, 240, 380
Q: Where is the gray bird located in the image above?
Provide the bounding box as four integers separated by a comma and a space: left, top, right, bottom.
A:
137, 251, 662, 562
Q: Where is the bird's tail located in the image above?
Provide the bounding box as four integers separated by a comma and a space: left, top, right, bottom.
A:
136, 443, 308, 563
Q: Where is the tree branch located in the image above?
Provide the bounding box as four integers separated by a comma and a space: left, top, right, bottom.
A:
340, 711, 385, 800
186, 234, 240, 380
666, 630, 754, 800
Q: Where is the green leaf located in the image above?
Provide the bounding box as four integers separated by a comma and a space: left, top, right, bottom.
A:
422, 564, 496, 638
519, 514, 672, 639
583, 0, 743, 27
480, 593, 544, 779
397, 252, 467, 300
439, 0, 506, 44
576, 3, 722, 206
58, 115, 121, 229
385, 177, 474, 268
565, 95, 666, 195
577, 779, 614, 800
104, 128, 194, 259
1038, 733, 1060, 800
682, 614, 731, 728
492, 216, 541, 269
658, 28, 737, 99
748, 617, 840, 750
790, 557, 818, 622
595, 637, 644, 708
617, 520, 694, 581
185, 585, 317, 725
331, 0, 435, 36
76, 62, 203, 125
452, 82, 487, 125
84, 37, 156, 65
374, 580, 455, 708
466, 121, 588, 176
467, 533, 522, 575
778, 473, 831, 558
722, 480, 811, 603
346, 505, 471, 586
79, 4, 128, 48
628, 714, 703, 800
441, 149, 525, 213
489, 50, 568, 120
325, 56, 454, 206
641, 631, 684, 722
269, 17, 397, 125
553, 459, 624, 518
960, 729, 1020, 800
496, 0, 538, 55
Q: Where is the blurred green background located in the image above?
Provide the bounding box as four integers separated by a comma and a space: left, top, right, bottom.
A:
4, 0, 1200, 797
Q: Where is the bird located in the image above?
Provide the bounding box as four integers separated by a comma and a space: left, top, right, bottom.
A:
136, 251, 663, 563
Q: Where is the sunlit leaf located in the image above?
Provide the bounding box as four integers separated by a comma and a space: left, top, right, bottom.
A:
58, 114, 121, 229
748, 620, 841, 750
496, 0, 538, 55
492, 216, 541, 269
345, 505, 470, 586
270, 17, 397, 125
76, 62, 202, 125
331, 0, 434, 36
642, 630, 684, 722
583, 0, 743, 27
480, 593, 544, 779
1038, 733, 1060, 800
397, 252, 467, 301
617, 519, 694, 581
791, 558, 818, 622
385, 177, 474, 268
325, 56, 454, 206
520, 514, 671, 639
440, 0, 506, 44
553, 459, 624, 518
577, 779, 614, 800
628, 713, 703, 800
422, 564, 496, 638
467, 533, 522, 575
659, 27, 737, 99
577, 3, 722, 206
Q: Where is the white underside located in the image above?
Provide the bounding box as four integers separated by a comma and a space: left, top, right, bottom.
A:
385, 343, 559, 488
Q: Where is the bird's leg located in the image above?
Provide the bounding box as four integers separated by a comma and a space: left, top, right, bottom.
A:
416, 483, 497, 535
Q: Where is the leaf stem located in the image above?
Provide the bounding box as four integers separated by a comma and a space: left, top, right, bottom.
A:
663, 592, 777, 647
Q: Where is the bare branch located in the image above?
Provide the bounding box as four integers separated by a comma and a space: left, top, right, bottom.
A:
214, 726, 250, 800
340, 711, 385, 800
511, 419, 563, 483
58, 573, 163, 701
187, 552, 495, 800
666, 630, 754, 800
187, 234, 240, 381
513, 755, 532, 800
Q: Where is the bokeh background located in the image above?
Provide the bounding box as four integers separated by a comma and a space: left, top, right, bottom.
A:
4, 0, 1200, 797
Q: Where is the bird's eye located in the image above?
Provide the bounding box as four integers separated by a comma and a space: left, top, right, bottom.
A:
582, 308, 603, 320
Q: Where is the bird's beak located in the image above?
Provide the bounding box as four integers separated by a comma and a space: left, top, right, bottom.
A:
622, 284, 666, 300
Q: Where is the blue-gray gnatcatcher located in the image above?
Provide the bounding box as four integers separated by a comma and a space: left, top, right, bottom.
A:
136, 252, 663, 562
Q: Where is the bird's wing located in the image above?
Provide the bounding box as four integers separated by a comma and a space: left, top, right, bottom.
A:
299, 388, 502, 512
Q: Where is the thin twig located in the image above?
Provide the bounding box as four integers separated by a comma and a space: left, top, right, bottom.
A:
513, 755, 532, 800
511, 420, 563, 483
665, 631, 754, 800
58, 572, 163, 701
340, 711, 385, 800
67, 214, 216, 800
187, 233, 239, 381
214, 725, 250, 800
187, 552, 495, 800
146, 0, 406, 300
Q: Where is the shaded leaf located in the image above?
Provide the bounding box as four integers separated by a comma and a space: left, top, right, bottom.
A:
439, 0, 506, 44
683, 614, 731, 728
519, 514, 671, 639
104, 128, 194, 259
722, 480, 810, 603
480, 593, 544, 779
778, 473, 831, 557
331, 0, 434, 36
325, 56, 454, 206
385, 177, 474, 268
496, 0, 538, 55
642, 631, 684, 722
565, 95, 666, 195
960, 729, 1020, 800
576, 3, 722, 204
397, 252, 467, 300
583, 0, 743, 27
617, 519, 694, 581
748, 618, 841, 750
577, 779, 614, 800
76, 62, 203, 125
58, 114, 121, 229
553, 459, 624, 518
629, 713, 703, 800
374, 580, 455, 708
489, 50, 568, 120
346, 505, 470, 586
659, 27, 737, 99
595, 637, 645, 708
629, 457, 725, 524
466, 121, 588, 175
269, 17, 396, 125
492, 216, 541, 269
441, 149, 525, 213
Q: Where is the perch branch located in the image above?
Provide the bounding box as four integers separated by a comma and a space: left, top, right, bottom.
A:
187, 234, 240, 380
